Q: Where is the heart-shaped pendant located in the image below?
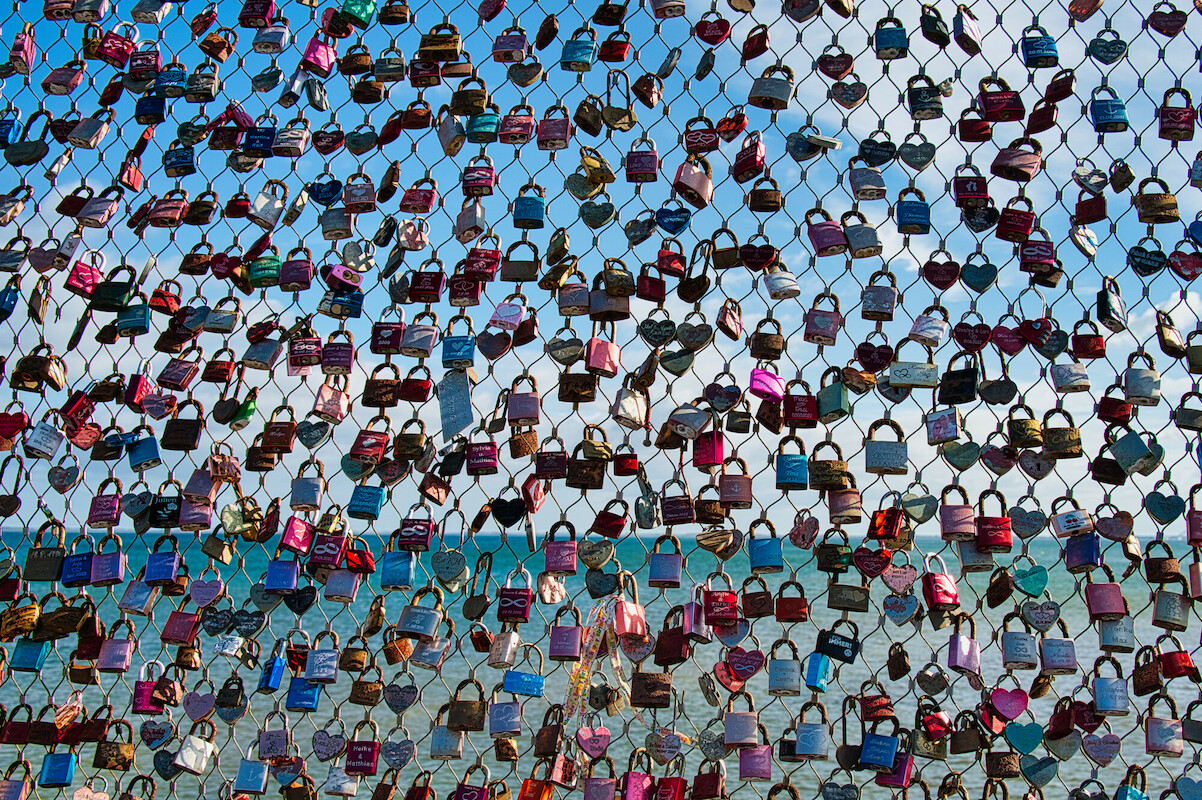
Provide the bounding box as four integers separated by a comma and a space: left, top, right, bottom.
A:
312, 729, 348, 762
153, 749, 184, 781
1004, 722, 1043, 754
1021, 599, 1061, 632
384, 682, 420, 715
992, 688, 1029, 719
656, 205, 691, 235
1019, 755, 1058, 788
646, 730, 682, 764
881, 565, 918, 594
961, 259, 998, 292
140, 720, 175, 749
1082, 732, 1121, 766
1043, 729, 1081, 761
577, 726, 611, 758
941, 440, 980, 471
1146, 491, 1186, 524
832, 78, 868, 108
193, 579, 228, 608
882, 594, 919, 625
858, 134, 896, 166
380, 739, 415, 770
1013, 565, 1049, 597
283, 585, 317, 615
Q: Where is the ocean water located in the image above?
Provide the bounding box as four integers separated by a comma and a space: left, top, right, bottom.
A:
0, 530, 1193, 799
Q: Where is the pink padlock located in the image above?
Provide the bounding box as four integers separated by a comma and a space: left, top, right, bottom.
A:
86, 478, 122, 529
806, 208, 848, 256
938, 485, 975, 541
536, 106, 572, 150
461, 155, 496, 197
732, 131, 766, 183
465, 429, 499, 476
300, 35, 337, 77
345, 721, 381, 775
613, 571, 647, 636
585, 324, 621, 378
496, 568, 534, 624
543, 521, 577, 576
748, 364, 785, 402
692, 429, 724, 471
280, 515, 316, 555
737, 730, 773, 781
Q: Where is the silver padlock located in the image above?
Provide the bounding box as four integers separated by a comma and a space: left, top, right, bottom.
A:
253, 17, 292, 54
908, 304, 950, 347
848, 156, 887, 201
1152, 581, 1191, 632
321, 207, 354, 241
24, 415, 65, 460
289, 460, 326, 512
455, 199, 486, 243
1091, 656, 1129, 716
1124, 352, 1161, 406
1000, 612, 1038, 670
1098, 615, 1135, 653
248, 179, 288, 229
1038, 620, 1078, 675
842, 211, 882, 258
861, 270, 899, 320
304, 630, 341, 683
487, 626, 521, 668
429, 704, 465, 760
767, 639, 802, 696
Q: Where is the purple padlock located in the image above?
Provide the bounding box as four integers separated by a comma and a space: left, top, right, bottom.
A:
548, 607, 583, 661
947, 614, 982, 679
86, 478, 123, 529
806, 208, 849, 256
321, 331, 356, 375
543, 521, 577, 576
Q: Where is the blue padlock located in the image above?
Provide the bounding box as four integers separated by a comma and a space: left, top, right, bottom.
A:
873, 17, 909, 59
466, 107, 500, 144
38, 751, 77, 788
127, 425, 162, 472
441, 314, 476, 369
0, 115, 19, 149
285, 676, 323, 712
1020, 24, 1058, 68
12, 638, 51, 672
858, 719, 902, 772
559, 27, 598, 72
1090, 86, 1129, 133
895, 187, 931, 234
347, 483, 386, 521
115, 293, 151, 337
379, 550, 418, 591
747, 519, 784, 574
803, 651, 831, 692
155, 62, 188, 97
325, 290, 364, 319
243, 115, 279, 159
512, 183, 547, 229
1065, 531, 1102, 574
501, 646, 545, 697
265, 554, 301, 594
775, 436, 809, 490
0, 277, 20, 324
257, 639, 288, 694
134, 95, 166, 126
60, 533, 95, 588
163, 141, 197, 178
144, 534, 181, 585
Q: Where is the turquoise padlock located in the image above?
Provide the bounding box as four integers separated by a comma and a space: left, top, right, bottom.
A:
747, 519, 784, 573
775, 436, 809, 490
895, 187, 931, 234
466, 107, 501, 144
0, 276, 19, 324
1090, 86, 1129, 133
38, 751, 77, 788
347, 483, 386, 521
512, 183, 546, 229
874, 17, 909, 59
817, 366, 850, 423
127, 425, 162, 472
1020, 24, 1058, 68
559, 27, 598, 72
341, 0, 377, 27
379, 549, 418, 591
248, 248, 283, 288
114, 292, 150, 337
11, 637, 51, 672
441, 314, 476, 369
803, 651, 832, 692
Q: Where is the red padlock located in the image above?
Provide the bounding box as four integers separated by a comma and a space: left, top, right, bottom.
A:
1071, 320, 1106, 359
995, 196, 1036, 242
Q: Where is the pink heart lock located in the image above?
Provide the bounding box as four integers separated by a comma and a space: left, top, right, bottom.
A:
726, 646, 766, 680
991, 325, 1027, 355
990, 688, 1029, 720
788, 515, 819, 548
577, 725, 612, 758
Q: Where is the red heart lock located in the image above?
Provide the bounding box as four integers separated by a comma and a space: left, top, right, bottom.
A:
476, 330, 513, 360
66, 422, 102, 449
922, 259, 961, 290
712, 661, 746, 692
855, 342, 894, 372
1018, 317, 1052, 345
312, 131, 345, 155
726, 647, 766, 680
739, 244, 777, 270
715, 112, 747, 142
788, 515, 819, 548
0, 412, 29, 439
1072, 700, 1103, 733
991, 325, 1027, 355
140, 392, 178, 420
477, 0, 507, 21
1170, 248, 1202, 281
1148, 7, 1187, 36
816, 52, 854, 80
952, 322, 991, 352
852, 545, 892, 578
694, 16, 731, 45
